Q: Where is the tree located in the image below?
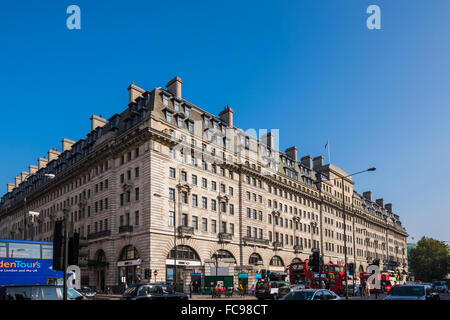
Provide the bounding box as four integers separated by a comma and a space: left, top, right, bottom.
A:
409, 237, 449, 282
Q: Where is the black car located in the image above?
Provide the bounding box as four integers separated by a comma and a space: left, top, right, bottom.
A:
121, 283, 188, 300
255, 281, 291, 300
78, 286, 97, 299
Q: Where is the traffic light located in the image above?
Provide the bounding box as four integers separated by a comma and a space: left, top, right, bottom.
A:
348, 263, 355, 275
52, 220, 64, 271
68, 232, 79, 266
311, 250, 321, 272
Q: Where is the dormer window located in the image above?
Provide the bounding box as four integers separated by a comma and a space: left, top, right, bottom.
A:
177, 116, 183, 128
163, 95, 169, 108
185, 106, 191, 117
187, 120, 194, 133
204, 116, 209, 127
165, 110, 173, 124
174, 101, 180, 112
213, 121, 218, 130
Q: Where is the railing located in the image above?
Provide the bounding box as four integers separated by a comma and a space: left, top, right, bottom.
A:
242, 237, 270, 246
119, 225, 134, 233
273, 241, 283, 249
218, 233, 232, 242
177, 226, 194, 237
87, 230, 111, 240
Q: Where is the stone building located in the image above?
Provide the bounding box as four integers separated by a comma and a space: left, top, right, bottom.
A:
0, 76, 408, 293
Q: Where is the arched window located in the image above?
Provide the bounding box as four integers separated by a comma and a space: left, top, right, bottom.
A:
291, 258, 302, 264
119, 245, 139, 261
270, 256, 284, 267
168, 245, 200, 261
213, 250, 236, 263
249, 253, 263, 265
95, 250, 106, 262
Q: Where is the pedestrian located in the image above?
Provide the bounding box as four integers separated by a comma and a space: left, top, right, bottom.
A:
320, 280, 326, 289
189, 281, 193, 298
238, 283, 244, 296
251, 283, 255, 295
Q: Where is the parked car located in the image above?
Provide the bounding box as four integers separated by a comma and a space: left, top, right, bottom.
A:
290, 284, 306, 292
0, 285, 86, 300
432, 281, 448, 293
78, 286, 97, 299
280, 289, 340, 301
255, 281, 290, 300
385, 285, 439, 300
121, 283, 188, 300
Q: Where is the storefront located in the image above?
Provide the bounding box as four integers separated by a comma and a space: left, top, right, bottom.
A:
166, 245, 202, 290
118, 245, 141, 286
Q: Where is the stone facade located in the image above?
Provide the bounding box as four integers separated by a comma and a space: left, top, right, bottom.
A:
0, 76, 408, 293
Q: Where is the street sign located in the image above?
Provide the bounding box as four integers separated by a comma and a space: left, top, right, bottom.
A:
154, 270, 158, 277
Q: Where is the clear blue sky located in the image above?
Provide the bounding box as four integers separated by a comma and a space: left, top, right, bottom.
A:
1, 1, 449, 243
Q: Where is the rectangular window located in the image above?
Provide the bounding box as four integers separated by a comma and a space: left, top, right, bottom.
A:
202, 218, 208, 232
192, 194, 198, 207
169, 211, 175, 226
181, 214, 188, 227
169, 188, 175, 201
135, 167, 140, 178
135, 188, 139, 201
202, 197, 207, 209
135, 211, 139, 225
192, 216, 198, 230
169, 167, 176, 178
211, 220, 217, 233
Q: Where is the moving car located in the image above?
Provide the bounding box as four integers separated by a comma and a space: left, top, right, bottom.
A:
290, 284, 306, 292
78, 286, 96, 299
280, 289, 340, 300
255, 281, 291, 300
0, 285, 86, 300
432, 281, 448, 293
385, 285, 439, 300
121, 283, 188, 300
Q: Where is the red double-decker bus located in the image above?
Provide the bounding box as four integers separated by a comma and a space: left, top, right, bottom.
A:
359, 272, 392, 293
288, 260, 346, 295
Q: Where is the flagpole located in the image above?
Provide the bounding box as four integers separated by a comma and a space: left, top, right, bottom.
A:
325, 139, 331, 164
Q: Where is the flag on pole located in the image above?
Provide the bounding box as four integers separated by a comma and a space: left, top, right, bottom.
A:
324, 139, 331, 164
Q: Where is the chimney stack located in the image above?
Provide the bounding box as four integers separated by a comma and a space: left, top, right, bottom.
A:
313, 156, 324, 169
127, 82, 145, 103
14, 176, 21, 187
363, 191, 372, 201
385, 203, 392, 213
90, 115, 107, 132
62, 138, 75, 152
166, 76, 183, 99
301, 155, 313, 168
219, 105, 234, 128
7, 183, 14, 193
261, 132, 275, 149
21, 171, 29, 182
48, 148, 60, 162
29, 165, 38, 175
376, 198, 384, 208
285, 146, 298, 161
38, 157, 48, 169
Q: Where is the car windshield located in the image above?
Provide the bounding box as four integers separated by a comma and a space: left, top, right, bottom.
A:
390, 286, 424, 297
281, 291, 315, 300
123, 286, 137, 296
67, 288, 83, 299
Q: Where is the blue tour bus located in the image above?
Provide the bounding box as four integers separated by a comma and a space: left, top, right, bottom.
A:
0, 239, 63, 286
